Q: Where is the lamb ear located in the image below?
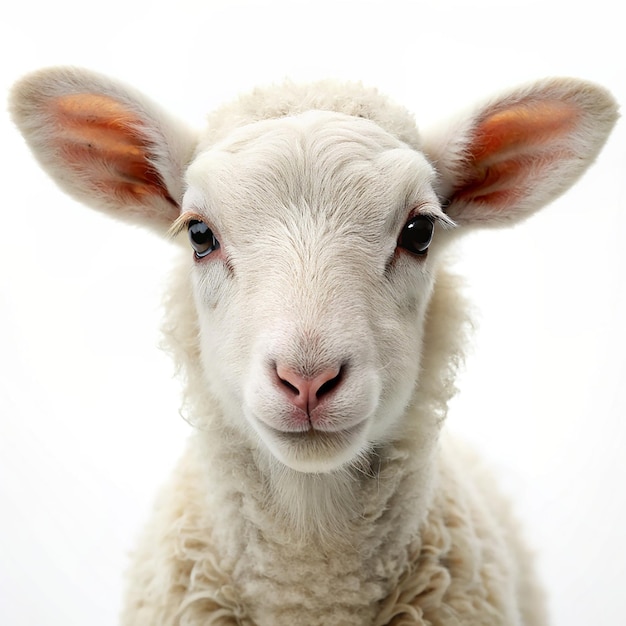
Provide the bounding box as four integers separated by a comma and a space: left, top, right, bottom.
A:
422, 78, 618, 227
9, 67, 196, 234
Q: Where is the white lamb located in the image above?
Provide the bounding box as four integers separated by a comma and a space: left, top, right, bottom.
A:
10, 68, 617, 625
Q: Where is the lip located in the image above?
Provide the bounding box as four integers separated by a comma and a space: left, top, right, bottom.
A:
253, 416, 369, 472
264, 419, 367, 443
254, 417, 369, 456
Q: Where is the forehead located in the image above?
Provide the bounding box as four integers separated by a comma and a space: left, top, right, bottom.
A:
184, 110, 436, 218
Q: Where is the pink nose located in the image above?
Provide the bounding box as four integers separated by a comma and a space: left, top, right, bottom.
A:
275, 364, 343, 413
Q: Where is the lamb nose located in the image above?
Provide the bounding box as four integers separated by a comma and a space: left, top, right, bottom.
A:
275, 364, 343, 412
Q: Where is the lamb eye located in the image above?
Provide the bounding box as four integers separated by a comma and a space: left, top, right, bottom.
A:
188, 219, 219, 258
398, 215, 434, 255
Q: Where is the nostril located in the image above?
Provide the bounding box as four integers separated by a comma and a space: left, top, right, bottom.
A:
274, 363, 345, 413
316, 366, 343, 399
277, 374, 300, 396
275, 365, 309, 410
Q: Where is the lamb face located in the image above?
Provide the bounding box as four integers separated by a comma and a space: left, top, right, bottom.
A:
181, 111, 450, 472
11, 69, 616, 476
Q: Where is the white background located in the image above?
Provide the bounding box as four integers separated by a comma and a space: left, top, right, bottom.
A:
1, 1, 624, 624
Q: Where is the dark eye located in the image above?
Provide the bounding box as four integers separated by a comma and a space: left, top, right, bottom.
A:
188, 219, 219, 258
398, 215, 434, 255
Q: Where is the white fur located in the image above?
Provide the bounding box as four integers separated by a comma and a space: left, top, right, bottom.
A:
9, 68, 618, 625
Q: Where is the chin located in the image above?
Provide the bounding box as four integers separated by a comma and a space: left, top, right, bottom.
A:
256, 420, 369, 474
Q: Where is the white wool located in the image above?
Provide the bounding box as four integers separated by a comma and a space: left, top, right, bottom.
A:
9, 67, 618, 625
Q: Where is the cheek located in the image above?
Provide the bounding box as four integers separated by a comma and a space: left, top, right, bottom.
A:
370, 269, 434, 417
373, 310, 422, 403
192, 266, 252, 395
193, 260, 232, 310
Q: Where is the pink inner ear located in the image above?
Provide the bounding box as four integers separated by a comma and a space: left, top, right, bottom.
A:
51, 94, 175, 206
451, 100, 579, 210
469, 100, 579, 162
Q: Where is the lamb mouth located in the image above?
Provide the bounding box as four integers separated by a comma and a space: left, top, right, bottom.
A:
269, 420, 367, 443
263, 420, 366, 451
254, 416, 370, 472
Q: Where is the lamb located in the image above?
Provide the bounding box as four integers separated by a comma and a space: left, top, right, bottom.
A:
9, 68, 617, 626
